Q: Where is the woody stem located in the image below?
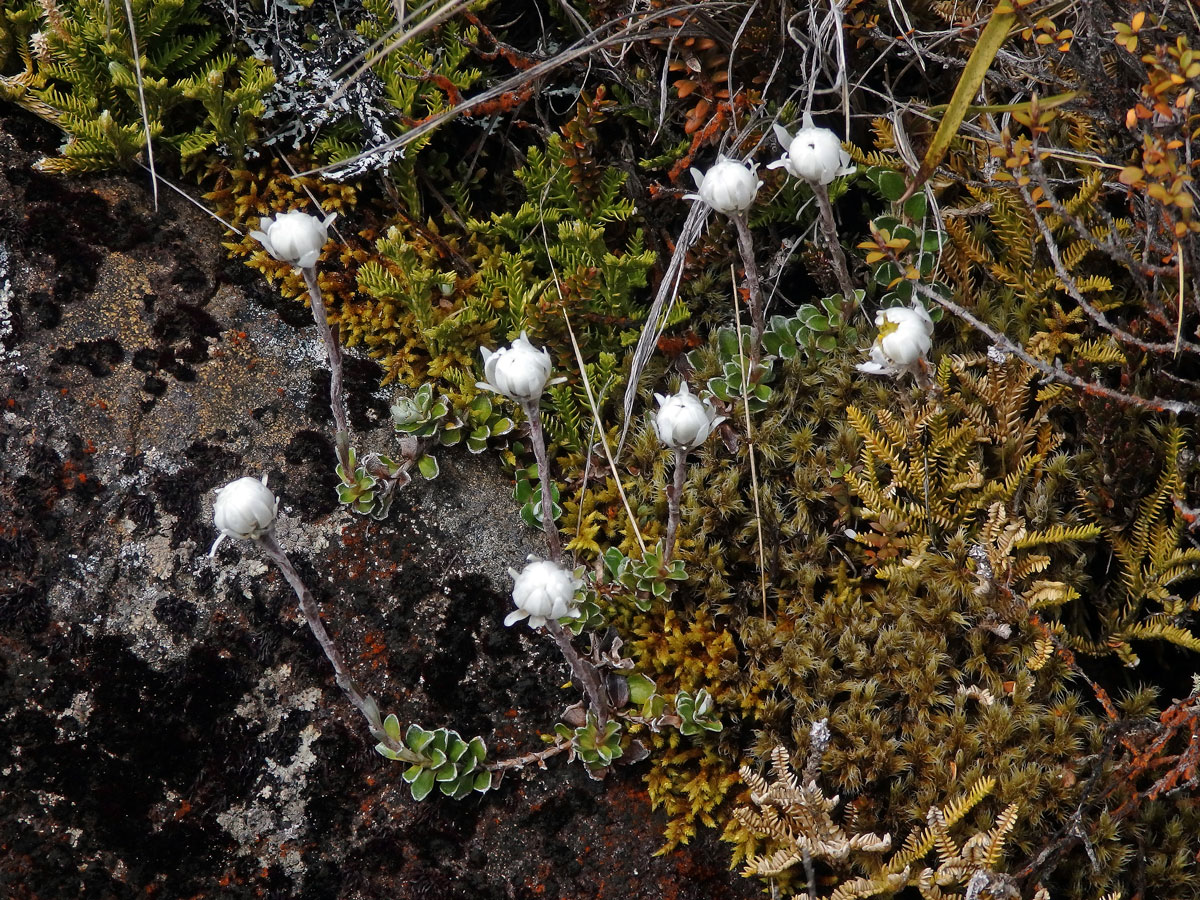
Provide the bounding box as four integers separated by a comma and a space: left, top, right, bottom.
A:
257, 533, 414, 760
811, 182, 855, 299
301, 266, 352, 480
732, 214, 765, 367
664, 448, 689, 563
522, 399, 562, 562
545, 619, 611, 724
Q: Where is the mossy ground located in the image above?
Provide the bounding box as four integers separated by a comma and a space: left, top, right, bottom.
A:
5, 0, 1200, 896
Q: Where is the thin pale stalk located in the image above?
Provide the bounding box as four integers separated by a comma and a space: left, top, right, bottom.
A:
522, 400, 562, 562
732, 213, 765, 365
545, 619, 611, 724
812, 182, 855, 298
664, 448, 688, 562
301, 267, 352, 478
732, 272, 768, 617
257, 533, 413, 760
561, 310, 646, 554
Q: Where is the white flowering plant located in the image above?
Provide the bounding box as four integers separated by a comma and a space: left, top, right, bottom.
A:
856, 302, 935, 378
768, 115, 855, 185
477, 332, 564, 404
653, 383, 725, 453
505, 557, 583, 629
209, 474, 277, 556
685, 157, 762, 215
250, 210, 337, 270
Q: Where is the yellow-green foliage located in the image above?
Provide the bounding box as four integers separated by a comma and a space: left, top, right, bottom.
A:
1070, 424, 1200, 666
355, 95, 659, 453
0, 0, 271, 172
615, 336, 1200, 898
208, 159, 369, 327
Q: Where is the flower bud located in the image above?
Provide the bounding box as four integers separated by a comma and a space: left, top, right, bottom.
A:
210, 475, 277, 556
653, 383, 724, 453
686, 157, 762, 215
477, 332, 559, 404
505, 557, 582, 629
856, 302, 934, 377
767, 115, 854, 185
250, 210, 337, 270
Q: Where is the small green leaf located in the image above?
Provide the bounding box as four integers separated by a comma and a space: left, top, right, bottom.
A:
521, 502, 540, 530
876, 169, 907, 201
627, 673, 657, 705
903, 193, 928, 220
418, 455, 440, 480
514, 480, 533, 503
384, 714, 402, 741
468, 736, 487, 763
410, 768, 436, 801
406, 725, 434, 752
445, 777, 473, 800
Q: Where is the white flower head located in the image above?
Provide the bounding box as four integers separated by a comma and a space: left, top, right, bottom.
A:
856, 302, 934, 377
250, 210, 337, 270
210, 474, 277, 556
767, 114, 855, 185
505, 557, 583, 629
653, 383, 725, 453
685, 156, 762, 215
477, 331, 563, 404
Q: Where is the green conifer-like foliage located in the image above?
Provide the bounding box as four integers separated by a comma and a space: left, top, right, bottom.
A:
355, 89, 661, 454
0, 0, 272, 172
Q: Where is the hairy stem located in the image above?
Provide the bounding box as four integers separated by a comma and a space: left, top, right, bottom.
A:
732, 213, 765, 366
257, 533, 413, 760
301, 267, 352, 479
522, 400, 562, 562
811, 182, 855, 299
545, 619, 611, 724
663, 448, 689, 562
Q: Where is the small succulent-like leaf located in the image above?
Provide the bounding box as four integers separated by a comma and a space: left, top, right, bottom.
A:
418, 454, 440, 480
406, 725, 435, 752
468, 736, 487, 763
384, 714, 402, 741
626, 673, 657, 706
410, 767, 436, 801
445, 776, 473, 800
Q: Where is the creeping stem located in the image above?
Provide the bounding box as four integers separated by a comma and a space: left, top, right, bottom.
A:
546, 619, 612, 724
663, 448, 689, 563
301, 267, 353, 478
257, 533, 415, 761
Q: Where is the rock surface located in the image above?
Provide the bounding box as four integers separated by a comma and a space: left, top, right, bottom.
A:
0, 113, 753, 899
